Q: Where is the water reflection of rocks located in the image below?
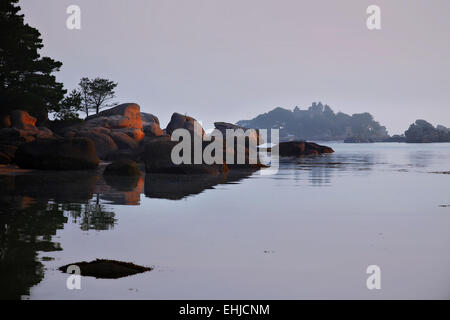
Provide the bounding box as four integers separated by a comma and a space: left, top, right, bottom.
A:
0, 171, 116, 299
144, 170, 253, 200
0, 166, 254, 299
279, 153, 376, 186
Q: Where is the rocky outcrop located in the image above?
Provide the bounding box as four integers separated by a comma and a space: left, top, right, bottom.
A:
165, 112, 205, 138
109, 131, 139, 150
212, 122, 266, 170
62, 103, 146, 159
86, 103, 143, 129
0, 110, 54, 164
405, 120, 450, 143
214, 122, 264, 145
142, 134, 267, 174
15, 138, 99, 170
277, 141, 334, 156
0, 114, 11, 129
10, 110, 37, 131
141, 112, 164, 137
76, 130, 118, 158
143, 138, 228, 174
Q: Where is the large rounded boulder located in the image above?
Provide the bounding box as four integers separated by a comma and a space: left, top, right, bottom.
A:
76, 131, 118, 159
214, 122, 264, 145
0, 110, 55, 164
10, 110, 38, 131
165, 113, 205, 138
143, 138, 227, 175
85, 103, 143, 130
141, 112, 164, 137
109, 131, 139, 150
61, 103, 146, 160
15, 138, 100, 170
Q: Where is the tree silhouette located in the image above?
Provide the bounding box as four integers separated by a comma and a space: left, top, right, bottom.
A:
78, 77, 118, 117
0, 0, 66, 122
55, 89, 82, 120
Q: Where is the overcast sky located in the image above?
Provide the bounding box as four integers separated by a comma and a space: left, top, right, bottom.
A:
19, 0, 450, 134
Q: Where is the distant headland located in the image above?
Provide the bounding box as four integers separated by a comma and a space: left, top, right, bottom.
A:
237, 102, 450, 143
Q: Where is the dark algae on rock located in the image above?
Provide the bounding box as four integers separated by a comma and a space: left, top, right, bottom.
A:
59, 259, 152, 279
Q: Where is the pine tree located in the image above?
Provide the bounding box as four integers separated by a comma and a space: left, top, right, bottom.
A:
78, 77, 118, 117
0, 0, 66, 122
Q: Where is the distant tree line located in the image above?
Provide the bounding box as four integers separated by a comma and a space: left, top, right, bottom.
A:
237, 102, 389, 142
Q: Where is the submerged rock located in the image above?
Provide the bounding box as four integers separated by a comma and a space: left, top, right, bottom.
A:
277, 141, 334, 157
15, 138, 100, 170
59, 259, 152, 279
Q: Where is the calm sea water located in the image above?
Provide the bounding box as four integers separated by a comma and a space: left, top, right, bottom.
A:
1, 143, 449, 300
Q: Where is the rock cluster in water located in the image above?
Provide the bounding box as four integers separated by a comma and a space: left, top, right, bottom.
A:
0, 104, 335, 172
277, 141, 334, 157
404, 120, 450, 143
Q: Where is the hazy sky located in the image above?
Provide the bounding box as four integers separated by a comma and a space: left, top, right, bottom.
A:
19, 0, 450, 134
